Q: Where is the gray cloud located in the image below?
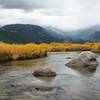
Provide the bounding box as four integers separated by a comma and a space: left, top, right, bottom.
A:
0, 0, 38, 10
0, 0, 66, 10
0, 0, 100, 30
0, 0, 45, 10
1, 0, 93, 10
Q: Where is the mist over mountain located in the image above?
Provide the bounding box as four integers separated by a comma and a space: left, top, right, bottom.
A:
75, 25, 100, 42
45, 25, 100, 43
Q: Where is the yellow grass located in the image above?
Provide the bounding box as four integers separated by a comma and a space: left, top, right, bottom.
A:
0, 43, 48, 61
0, 42, 100, 61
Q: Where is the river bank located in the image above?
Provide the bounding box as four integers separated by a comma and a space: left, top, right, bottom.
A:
0, 42, 100, 62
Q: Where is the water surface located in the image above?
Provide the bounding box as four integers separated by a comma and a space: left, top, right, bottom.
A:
0, 52, 100, 100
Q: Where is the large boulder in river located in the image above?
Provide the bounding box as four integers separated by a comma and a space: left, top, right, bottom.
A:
33, 68, 56, 77
66, 51, 98, 69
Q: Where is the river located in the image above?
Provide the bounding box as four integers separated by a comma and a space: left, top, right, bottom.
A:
0, 52, 100, 100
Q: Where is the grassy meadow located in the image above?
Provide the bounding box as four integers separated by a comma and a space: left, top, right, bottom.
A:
0, 42, 100, 62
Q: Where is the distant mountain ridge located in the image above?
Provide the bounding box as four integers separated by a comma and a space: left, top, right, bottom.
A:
67, 25, 100, 42
76, 25, 100, 42
0, 24, 70, 43
0, 24, 100, 43
56, 25, 100, 42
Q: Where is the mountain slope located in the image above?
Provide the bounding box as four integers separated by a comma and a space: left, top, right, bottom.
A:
77, 25, 100, 42
0, 24, 70, 43
60, 25, 100, 42
0, 24, 100, 43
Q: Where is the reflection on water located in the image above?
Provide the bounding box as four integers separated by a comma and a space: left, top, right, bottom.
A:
2, 58, 48, 67
0, 66, 9, 77
0, 52, 100, 100
36, 76, 56, 82
67, 64, 97, 76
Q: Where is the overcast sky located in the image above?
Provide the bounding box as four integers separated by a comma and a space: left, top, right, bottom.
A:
0, 0, 100, 30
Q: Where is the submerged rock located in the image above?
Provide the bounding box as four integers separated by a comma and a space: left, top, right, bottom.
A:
65, 57, 72, 59
33, 68, 56, 77
66, 51, 98, 69
34, 85, 56, 92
